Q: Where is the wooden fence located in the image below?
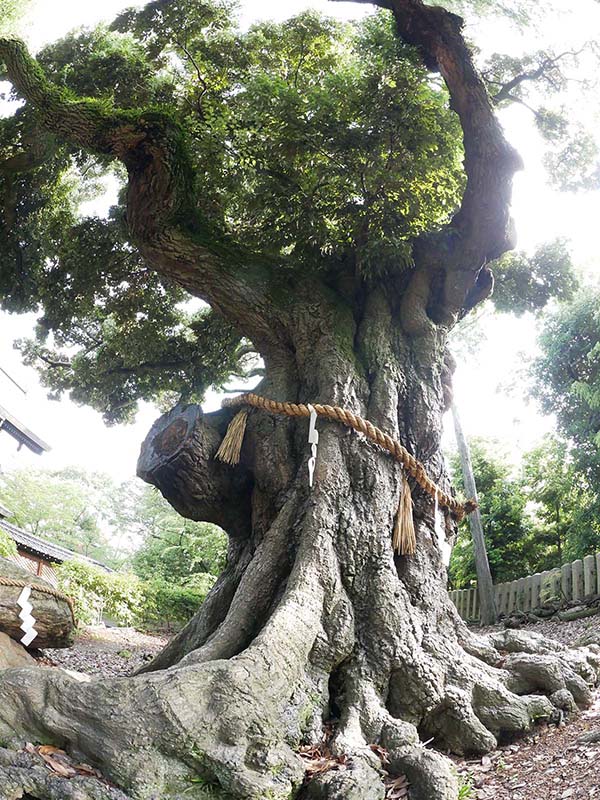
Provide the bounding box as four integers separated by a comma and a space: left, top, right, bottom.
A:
449, 552, 600, 622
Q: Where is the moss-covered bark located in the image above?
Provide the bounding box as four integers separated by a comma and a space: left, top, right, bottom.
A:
0, 3, 596, 798
0, 293, 599, 800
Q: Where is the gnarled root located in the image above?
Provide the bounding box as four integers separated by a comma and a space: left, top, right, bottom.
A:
0, 582, 599, 799
1, 408, 599, 799
0, 745, 131, 800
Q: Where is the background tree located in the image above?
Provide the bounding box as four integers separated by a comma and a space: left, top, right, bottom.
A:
0, 2, 598, 799
0, 467, 117, 563
131, 486, 227, 582
533, 290, 600, 486
449, 434, 600, 590
448, 438, 534, 588
522, 435, 599, 566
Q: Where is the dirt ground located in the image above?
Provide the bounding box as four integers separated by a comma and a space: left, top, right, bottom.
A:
39, 618, 600, 800
42, 626, 167, 676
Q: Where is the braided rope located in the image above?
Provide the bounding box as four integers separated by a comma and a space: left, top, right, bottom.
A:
222, 392, 476, 521
0, 575, 75, 622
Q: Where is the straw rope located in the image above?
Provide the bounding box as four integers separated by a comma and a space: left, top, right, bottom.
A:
0, 575, 75, 622
218, 392, 476, 522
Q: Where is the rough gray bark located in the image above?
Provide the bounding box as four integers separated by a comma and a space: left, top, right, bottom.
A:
451, 403, 498, 626
0, 557, 74, 649
0, 305, 599, 800
0, 3, 598, 799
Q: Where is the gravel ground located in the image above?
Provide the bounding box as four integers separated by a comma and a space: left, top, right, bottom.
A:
454, 614, 600, 800
42, 626, 168, 676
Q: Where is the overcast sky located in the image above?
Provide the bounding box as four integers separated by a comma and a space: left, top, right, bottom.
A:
1, 0, 599, 481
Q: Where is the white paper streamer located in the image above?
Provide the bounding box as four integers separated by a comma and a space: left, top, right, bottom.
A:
17, 585, 38, 647
434, 490, 452, 567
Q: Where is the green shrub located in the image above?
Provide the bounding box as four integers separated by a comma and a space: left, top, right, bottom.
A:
56, 559, 209, 630
57, 560, 145, 626
140, 578, 208, 630
0, 529, 17, 558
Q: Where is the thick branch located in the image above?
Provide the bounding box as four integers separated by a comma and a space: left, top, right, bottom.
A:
342, 0, 522, 328
0, 39, 287, 349
137, 403, 253, 535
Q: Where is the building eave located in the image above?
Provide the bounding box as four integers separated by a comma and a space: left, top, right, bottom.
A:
0, 519, 112, 572
0, 403, 51, 455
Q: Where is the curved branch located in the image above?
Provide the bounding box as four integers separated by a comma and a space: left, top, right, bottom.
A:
0, 39, 287, 349
342, 0, 522, 328
491, 47, 588, 104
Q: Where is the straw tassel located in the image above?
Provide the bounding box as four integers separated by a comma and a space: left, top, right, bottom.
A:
216, 409, 249, 465
393, 472, 416, 556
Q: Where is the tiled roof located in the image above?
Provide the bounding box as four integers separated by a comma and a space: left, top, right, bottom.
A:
0, 519, 112, 572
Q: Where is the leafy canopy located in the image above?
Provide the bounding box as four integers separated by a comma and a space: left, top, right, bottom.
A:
448, 434, 600, 589
0, 2, 465, 422
532, 290, 600, 484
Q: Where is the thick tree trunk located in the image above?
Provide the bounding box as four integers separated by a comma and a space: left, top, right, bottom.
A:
0, 291, 598, 800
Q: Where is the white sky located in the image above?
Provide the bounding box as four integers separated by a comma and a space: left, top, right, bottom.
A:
1, 0, 600, 480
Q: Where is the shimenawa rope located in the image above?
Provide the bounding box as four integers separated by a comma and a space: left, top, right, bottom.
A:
0, 575, 76, 622
215, 393, 476, 556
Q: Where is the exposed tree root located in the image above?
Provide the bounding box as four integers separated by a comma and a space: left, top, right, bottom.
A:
0, 746, 131, 800
2, 399, 599, 800
0, 575, 598, 800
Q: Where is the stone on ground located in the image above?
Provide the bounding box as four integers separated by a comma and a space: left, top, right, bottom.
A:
0, 631, 36, 669
0, 557, 75, 648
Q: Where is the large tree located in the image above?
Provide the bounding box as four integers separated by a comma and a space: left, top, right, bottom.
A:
0, 2, 599, 799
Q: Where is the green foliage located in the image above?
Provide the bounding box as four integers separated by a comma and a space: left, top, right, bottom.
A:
0, 467, 227, 619
0, 0, 30, 37
56, 560, 145, 626
0, 467, 119, 565
523, 436, 599, 564
142, 577, 215, 629
533, 291, 600, 484
56, 560, 211, 629
439, 0, 549, 24
0, 3, 465, 421
131, 487, 227, 582
491, 239, 578, 316
0, 527, 17, 558
449, 433, 600, 589
544, 130, 600, 192
449, 438, 534, 588
457, 773, 475, 800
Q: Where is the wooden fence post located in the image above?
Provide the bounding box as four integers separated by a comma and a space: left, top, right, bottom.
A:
531, 573, 541, 610
508, 580, 518, 614
596, 552, 600, 594
572, 560, 584, 602
583, 554, 596, 598
523, 576, 532, 611
494, 584, 504, 615
551, 569, 561, 601
539, 571, 550, 604
561, 563, 572, 604
472, 587, 480, 621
